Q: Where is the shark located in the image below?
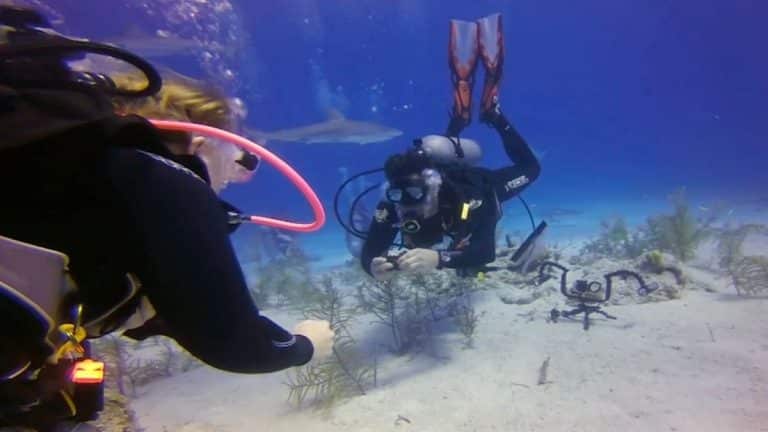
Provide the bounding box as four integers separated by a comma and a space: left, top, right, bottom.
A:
104, 27, 233, 59
248, 110, 403, 145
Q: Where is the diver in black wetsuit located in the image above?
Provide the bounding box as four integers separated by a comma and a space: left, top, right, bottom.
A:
1, 129, 321, 373
361, 13, 541, 279
0, 7, 332, 430
361, 99, 540, 279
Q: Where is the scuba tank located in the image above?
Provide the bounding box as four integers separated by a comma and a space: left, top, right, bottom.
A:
414, 134, 482, 167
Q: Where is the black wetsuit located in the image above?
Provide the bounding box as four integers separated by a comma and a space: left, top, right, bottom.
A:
361, 110, 541, 275
0, 89, 312, 373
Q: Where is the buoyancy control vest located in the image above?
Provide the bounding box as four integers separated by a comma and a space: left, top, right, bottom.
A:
0, 90, 169, 429
0, 5, 167, 428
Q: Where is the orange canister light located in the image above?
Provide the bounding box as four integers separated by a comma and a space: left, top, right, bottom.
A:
71, 359, 105, 384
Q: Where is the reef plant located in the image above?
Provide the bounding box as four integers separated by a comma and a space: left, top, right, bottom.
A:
285, 276, 373, 411
716, 224, 768, 296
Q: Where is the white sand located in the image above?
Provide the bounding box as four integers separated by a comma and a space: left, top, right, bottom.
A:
130, 274, 768, 432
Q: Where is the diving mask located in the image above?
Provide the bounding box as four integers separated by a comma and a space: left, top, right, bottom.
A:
386, 177, 428, 205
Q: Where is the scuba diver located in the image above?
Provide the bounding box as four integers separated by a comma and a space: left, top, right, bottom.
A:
359, 13, 542, 279
0, 6, 332, 431
107, 70, 262, 342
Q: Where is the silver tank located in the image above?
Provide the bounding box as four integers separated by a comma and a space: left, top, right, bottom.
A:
418, 134, 482, 166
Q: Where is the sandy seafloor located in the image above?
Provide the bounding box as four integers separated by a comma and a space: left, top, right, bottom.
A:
124, 221, 768, 432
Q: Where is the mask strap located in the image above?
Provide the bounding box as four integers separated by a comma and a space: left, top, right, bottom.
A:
447, 136, 465, 159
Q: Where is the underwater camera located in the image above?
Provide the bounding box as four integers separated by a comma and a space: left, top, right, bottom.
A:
569, 279, 608, 303
538, 261, 659, 330
383, 250, 408, 270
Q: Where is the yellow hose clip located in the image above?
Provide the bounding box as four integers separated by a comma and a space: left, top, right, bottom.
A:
461, 202, 470, 220
55, 304, 87, 360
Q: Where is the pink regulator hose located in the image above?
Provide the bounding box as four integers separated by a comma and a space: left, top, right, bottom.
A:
149, 119, 326, 233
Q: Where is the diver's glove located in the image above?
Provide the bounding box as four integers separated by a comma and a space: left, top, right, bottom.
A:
293, 319, 335, 362
479, 95, 504, 126
397, 248, 440, 273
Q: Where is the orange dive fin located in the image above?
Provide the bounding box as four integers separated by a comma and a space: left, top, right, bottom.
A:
448, 18, 480, 131
477, 13, 505, 118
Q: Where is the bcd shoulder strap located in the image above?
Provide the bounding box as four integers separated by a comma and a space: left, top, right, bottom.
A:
0, 85, 171, 159
0, 85, 114, 152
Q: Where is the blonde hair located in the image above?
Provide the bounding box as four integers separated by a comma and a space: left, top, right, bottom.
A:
111, 70, 254, 193
111, 70, 234, 130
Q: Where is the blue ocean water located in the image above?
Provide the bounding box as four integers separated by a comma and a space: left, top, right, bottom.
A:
12, 2, 768, 430
33, 0, 768, 269
228, 0, 768, 268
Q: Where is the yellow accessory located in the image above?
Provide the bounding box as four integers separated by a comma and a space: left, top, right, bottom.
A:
58, 390, 77, 416
54, 304, 87, 361
71, 359, 105, 384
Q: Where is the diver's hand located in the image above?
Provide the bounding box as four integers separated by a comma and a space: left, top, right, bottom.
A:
371, 256, 396, 280
293, 319, 334, 361
398, 248, 439, 273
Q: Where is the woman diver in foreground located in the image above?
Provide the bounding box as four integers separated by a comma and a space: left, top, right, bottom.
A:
0, 6, 332, 430
360, 13, 542, 280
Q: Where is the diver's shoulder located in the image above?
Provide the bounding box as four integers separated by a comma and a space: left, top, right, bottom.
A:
442, 164, 490, 176
443, 165, 493, 186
